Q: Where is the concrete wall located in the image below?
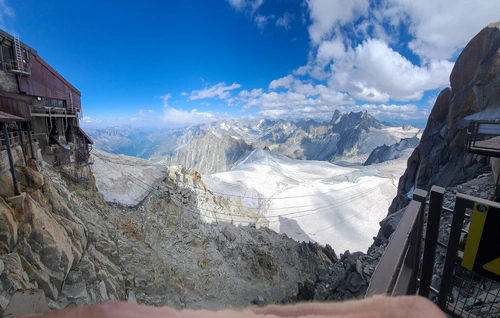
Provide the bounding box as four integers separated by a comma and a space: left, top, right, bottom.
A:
0, 70, 18, 93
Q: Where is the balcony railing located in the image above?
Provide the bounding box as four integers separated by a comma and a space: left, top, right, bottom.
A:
0, 59, 31, 76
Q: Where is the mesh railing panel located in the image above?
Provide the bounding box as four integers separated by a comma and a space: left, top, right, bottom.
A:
472, 135, 500, 151
446, 268, 500, 318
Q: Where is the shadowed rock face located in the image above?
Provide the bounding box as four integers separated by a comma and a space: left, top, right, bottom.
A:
363, 137, 420, 166
389, 22, 500, 214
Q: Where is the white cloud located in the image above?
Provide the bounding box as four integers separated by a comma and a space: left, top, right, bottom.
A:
138, 109, 156, 117
256, 103, 427, 122
0, 0, 14, 29
81, 116, 93, 123
81, 116, 102, 124
307, 0, 370, 45
187, 82, 241, 100
160, 92, 219, 127
254, 14, 274, 31
162, 107, 217, 127
350, 104, 425, 120
130, 118, 138, 121
384, 0, 500, 60
295, 0, 498, 106
327, 39, 453, 102
317, 37, 347, 62
276, 12, 294, 30
240, 76, 354, 111
239, 88, 263, 98
269, 75, 295, 90
226, 0, 264, 13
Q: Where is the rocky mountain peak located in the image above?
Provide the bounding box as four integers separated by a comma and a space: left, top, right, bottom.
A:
330, 109, 343, 124
331, 111, 382, 134
389, 21, 500, 213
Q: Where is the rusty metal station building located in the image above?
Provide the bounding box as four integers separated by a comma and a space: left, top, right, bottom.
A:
0, 29, 93, 194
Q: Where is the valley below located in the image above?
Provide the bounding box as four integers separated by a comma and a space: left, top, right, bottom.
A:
203, 148, 409, 253
87, 112, 420, 254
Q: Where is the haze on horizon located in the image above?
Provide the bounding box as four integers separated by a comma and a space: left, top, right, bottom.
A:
2, 0, 500, 128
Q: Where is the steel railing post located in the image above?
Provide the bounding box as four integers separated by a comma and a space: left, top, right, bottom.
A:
407, 189, 427, 294
419, 185, 445, 297
436, 195, 469, 309
1, 122, 20, 195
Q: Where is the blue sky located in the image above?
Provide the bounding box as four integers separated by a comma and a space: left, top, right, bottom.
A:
1, 0, 500, 128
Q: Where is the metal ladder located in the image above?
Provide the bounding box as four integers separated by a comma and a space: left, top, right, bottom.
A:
14, 33, 24, 72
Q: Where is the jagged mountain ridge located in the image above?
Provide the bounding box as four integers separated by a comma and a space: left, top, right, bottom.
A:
87, 111, 421, 174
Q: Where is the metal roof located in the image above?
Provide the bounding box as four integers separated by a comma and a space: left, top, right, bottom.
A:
0, 110, 27, 122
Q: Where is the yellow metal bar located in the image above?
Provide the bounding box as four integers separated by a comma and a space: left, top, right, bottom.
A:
462, 203, 489, 270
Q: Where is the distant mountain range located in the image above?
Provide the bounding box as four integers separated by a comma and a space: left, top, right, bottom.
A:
85, 111, 422, 174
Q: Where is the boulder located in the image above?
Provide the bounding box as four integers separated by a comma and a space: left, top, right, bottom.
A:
61, 271, 89, 300
346, 272, 365, 293
0, 254, 27, 292
0, 198, 18, 253
15, 194, 87, 300
15, 166, 44, 190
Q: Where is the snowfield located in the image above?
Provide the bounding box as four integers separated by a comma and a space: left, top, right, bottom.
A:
204, 148, 409, 253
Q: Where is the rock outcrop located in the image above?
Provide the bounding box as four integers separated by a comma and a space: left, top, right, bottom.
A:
153, 131, 255, 175
0, 145, 380, 313
389, 22, 500, 214
92, 149, 168, 207
363, 137, 420, 166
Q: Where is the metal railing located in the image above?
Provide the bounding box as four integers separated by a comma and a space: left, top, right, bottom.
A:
0, 59, 31, 75
367, 186, 500, 318
0, 130, 35, 147
466, 121, 500, 158
366, 189, 427, 296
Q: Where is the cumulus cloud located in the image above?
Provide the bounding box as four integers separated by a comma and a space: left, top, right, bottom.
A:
293, 0, 497, 106
307, 0, 369, 45
240, 76, 354, 111
187, 82, 241, 100
218, 0, 498, 123
384, 0, 500, 60
327, 39, 453, 102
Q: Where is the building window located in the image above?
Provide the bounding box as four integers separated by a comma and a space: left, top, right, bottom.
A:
44, 98, 65, 107
0, 45, 13, 71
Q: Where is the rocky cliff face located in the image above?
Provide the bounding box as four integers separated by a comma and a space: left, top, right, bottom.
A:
0, 145, 379, 313
389, 22, 500, 214
363, 137, 420, 166
152, 131, 255, 175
